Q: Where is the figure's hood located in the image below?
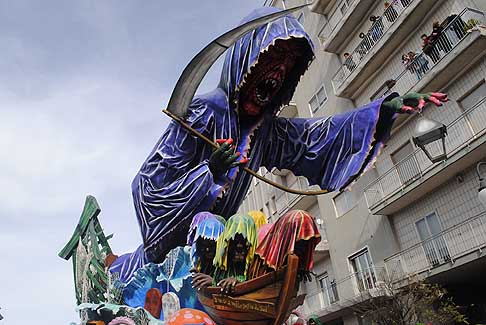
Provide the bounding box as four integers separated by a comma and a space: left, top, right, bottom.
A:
191, 217, 225, 265
186, 211, 225, 246
255, 210, 321, 271
218, 6, 314, 115
213, 214, 257, 276
248, 210, 268, 229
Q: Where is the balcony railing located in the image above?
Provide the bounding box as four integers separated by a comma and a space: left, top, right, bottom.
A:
364, 98, 486, 210
372, 7, 485, 100
303, 267, 389, 316
318, 0, 358, 41
331, 0, 414, 89
274, 176, 311, 213
385, 211, 486, 279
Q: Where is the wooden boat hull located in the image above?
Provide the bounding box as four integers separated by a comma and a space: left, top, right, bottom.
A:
196, 255, 305, 325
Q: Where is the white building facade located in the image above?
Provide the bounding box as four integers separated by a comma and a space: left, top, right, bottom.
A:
239, 0, 486, 324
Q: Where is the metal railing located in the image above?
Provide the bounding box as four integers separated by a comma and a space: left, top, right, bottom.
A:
318, 0, 357, 41
364, 98, 486, 209
374, 7, 486, 99
384, 211, 486, 279
274, 176, 311, 213
332, 0, 414, 89
303, 267, 390, 316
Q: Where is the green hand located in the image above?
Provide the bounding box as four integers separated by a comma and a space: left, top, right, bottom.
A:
383, 92, 448, 114
209, 138, 247, 177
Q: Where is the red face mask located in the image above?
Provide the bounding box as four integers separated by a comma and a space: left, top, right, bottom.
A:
238, 39, 303, 118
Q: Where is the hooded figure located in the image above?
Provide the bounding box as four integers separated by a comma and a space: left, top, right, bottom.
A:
110, 6, 403, 280
249, 210, 321, 279
186, 211, 225, 247
212, 214, 257, 284
191, 217, 225, 275
247, 210, 268, 230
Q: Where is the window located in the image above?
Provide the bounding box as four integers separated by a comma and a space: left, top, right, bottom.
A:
309, 84, 328, 114
391, 141, 420, 185
349, 248, 377, 293
415, 212, 450, 267
318, 273, 339, 305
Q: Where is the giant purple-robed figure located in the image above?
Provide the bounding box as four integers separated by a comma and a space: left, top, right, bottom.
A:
110, 7, 397, 282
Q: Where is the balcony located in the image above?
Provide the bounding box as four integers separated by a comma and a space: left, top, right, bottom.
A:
317, 0, 375, 53
310, 0, 336, 16
302, 267, 390, 320
274, 176, 319, 214
384, 211, 486, 281
364, 98, 486, 215
331, 0, 442, 98
375, 8, 486, 103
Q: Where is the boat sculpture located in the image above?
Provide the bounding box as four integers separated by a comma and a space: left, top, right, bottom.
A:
197, 255, 305, 325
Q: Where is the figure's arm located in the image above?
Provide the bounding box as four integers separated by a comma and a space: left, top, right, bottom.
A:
132, 99, 237, 259
262, 92, 447, 191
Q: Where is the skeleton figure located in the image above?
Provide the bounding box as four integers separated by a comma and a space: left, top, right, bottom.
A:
110, 7, 447, 280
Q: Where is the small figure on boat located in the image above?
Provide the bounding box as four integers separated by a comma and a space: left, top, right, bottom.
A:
212, 214, 257, 294
249, 210, 321, 282
187, 211, 226, 247
190, 216, 225, 290
190, 216, 225, 274
247, 210, 269, 230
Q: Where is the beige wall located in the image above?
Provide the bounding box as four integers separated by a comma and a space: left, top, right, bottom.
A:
241, 0, 485, 322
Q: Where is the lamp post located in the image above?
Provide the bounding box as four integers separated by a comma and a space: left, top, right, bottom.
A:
477, 162, 486, 207
412, 116, 448, 163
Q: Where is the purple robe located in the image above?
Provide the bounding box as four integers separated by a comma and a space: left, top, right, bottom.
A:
110, 7, 397, 280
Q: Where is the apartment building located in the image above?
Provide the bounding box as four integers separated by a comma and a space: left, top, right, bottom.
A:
239, 0, 486, 324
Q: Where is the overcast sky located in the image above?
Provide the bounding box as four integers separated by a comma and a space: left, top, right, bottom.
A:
0, 1, 263, 323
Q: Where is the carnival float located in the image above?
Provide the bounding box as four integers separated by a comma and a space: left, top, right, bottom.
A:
60, 4, 448, 325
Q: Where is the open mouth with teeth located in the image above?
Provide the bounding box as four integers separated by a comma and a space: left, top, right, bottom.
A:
254, 78, 279, 105
237, 37, 312, 118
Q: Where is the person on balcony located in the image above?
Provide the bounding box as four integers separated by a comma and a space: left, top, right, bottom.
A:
357, 32, 373, 58
411, 51, 429, 80
431, 21, 452, 54
343, 52, 357, 73
404, 51, 429, 81
384, 1, 398, 23
445, 14, 467, 41
369, 15, 384, 42
421, 33, 440, 64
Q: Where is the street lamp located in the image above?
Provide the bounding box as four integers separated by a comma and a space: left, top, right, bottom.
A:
412, 116, 448, 163
477, 162, 486, 207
